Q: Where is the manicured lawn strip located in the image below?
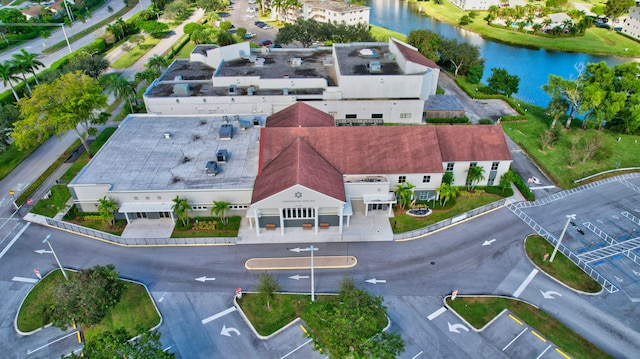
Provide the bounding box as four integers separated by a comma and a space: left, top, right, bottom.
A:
392, 192, 503, 233
17, 270, 159, 341
446, 297, 613, 359
110, 37, 163, 68
370, 25, 407, 42
84, 282, 160, 343
525, 235, 601, 293
0, 145, 38, 183
412, 1, 640, 57
237, 293, 310, 336
171, 216, 241, 238
30, 185, 72, 217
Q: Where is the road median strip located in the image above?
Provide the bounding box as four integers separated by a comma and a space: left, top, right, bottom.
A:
245, 256, 357, 270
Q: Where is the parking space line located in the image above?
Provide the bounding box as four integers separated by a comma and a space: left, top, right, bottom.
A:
555, 347, 571, 359
535, 345, 552, 359
280, 338, 312, 359
427, 306, 447, 320
531, 330, 546, 342
502, 327, 528, 351
513, 269, 538, 298
508, 314, 522, 325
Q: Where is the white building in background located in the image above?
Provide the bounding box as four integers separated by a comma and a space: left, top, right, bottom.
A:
143, 38, 440, 124
448, 0, 499, 11
623, 7, 640, 39
271, 0, 370, 25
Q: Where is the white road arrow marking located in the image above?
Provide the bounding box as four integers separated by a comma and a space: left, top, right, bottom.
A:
289, 247, 303, 253
482, 239, 496, 246
540, 290, 562, 299
365, 278, 386, 284
221, 324, 241, 337
34, 249, 53, 254
202, 307, 237, 325
12, 276, 38, 284
195, 276, 216, 282
447, 322, 469, 333
289, 274, 309, 280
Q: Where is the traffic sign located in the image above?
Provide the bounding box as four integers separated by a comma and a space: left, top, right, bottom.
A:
27, 199, 33, 205
235, 288, 242, 299
9, 190, 14, 195
34, 269, 41, 280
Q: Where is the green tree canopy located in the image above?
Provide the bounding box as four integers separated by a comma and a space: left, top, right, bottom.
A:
465, 164, 486, 191
276, 18, 321, 48
255, 272, 281, 310
407, 29, 441, 62
604, 0, 634, 23
98, 196, 118, 227
439, 38, 484, 78
13, 71, 108, 156
70, 328, 175, 359
211, 200, 231, 226
487, 67, 520, 97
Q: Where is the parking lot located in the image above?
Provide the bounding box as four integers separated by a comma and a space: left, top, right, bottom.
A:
511, 174, 640, 301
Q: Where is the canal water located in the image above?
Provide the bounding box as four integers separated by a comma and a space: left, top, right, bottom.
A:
367, 0, 632, 107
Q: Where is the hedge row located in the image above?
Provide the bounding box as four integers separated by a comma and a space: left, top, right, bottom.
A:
426, 117, 469, 124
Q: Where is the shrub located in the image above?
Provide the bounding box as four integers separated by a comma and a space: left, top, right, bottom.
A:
426, 117, 469, 124
484, 185, 513, 197
511, 170, 535, 201
478, 118, 494, 124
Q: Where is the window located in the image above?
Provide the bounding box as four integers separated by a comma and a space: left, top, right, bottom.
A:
491, 162, 499, 171
346, 114, 357, 119
145, 196, 150, 200
446, 163, 454, 172
372, 113, 383, 119
283, 208, 315, 219
398, 176, 406, 183
191, 206, 207, 211
423, 175, 431, 183
470, 162, 478, 168
134, 196, 139, 200
229, 205, 248, 210
400, 113, 411, 119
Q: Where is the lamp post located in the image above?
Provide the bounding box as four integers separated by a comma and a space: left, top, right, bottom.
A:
290, 246, 319, 301
8, 189, 18, 210
550, 214, 576, 263
43, 235, 68, 280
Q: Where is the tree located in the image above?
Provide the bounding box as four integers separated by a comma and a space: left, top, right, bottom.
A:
407, 29, 441, 62
580, 61, 626, 130
135, 68, 161, 87
0, 103, 19, 151
97, 196, 118, 227
106, 75, 138, 113
394, 182, 415, 210
436, 183, 458, 206
211, 200, 230, 226
498, 170, 515, 194
146, 54, 169, 73
255, 272, 280, 311
465, 164, 486, 191
442, 171, 454, 185
13, 71, 108, 156
70, 328, 175, 359
0, 61, 21, 103
487, 67, 520, 97
545, 96, 569, 128
543, 73, 584, 128
216, 30, 235, 46
197, 0, 226, 11
45, 264, 126, 328
604, 0, 634, 26
302, 276, 405, 358
276, 18, 321, 48
172, 196, 191, 227
439, 37, 484, 78
12, 49, 44, 88
61, 54, 110, 78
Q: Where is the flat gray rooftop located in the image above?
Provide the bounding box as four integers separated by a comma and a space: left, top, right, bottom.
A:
424, 95, 464, 111
333, 44, 401, 76
71, 114, 264, 191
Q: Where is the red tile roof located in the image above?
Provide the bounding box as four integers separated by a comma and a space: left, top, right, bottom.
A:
259, 126, 444, 175
266, 102, 335, 127
252, 138, 345, 203
435, 125, 512, 162
391, 38, 439, 69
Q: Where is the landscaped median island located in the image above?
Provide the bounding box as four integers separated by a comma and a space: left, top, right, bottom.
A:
446, 296, 613, 358
237, 276, 405, 358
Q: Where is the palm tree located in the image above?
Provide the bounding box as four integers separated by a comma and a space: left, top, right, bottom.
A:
105, 76, 138, 113
466, 164, 486, 191
135, 68, 160, 87
12, 49, 44, 85
211, 201, 231, 226
0, 61, 21, 103
11, 58, 32, 95
542, 18, 552, 30
172, 195, 191, 227
394, 182, 415, 210
436, 183, 458, 207
146, 54, 168, 73
97, 196, 118, 227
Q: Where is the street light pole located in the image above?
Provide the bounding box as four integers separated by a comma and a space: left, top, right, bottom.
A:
43, 235, 68, 280
550, 214, 576, 263
290, 246, 319, 301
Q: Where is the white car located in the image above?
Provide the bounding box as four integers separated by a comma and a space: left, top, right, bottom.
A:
246, 13, 255, 18
247, 7, 256, 12
248, 0, 256, 3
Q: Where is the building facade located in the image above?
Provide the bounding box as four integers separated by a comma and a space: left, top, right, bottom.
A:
271, 0, 370, 25
448, 0, 499, 11
623, 7, 640, 39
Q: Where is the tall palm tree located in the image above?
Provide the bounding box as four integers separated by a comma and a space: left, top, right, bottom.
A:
97, 196, 118, 227
10, 58, 32, 95
211, 201, 231, 226
105, 76, 137, 113
436, 183, 458, 207
12, 49, 44, 85
394, 182, 415, 210
172, 196, 191, 227
135, 68, 161, 87
466, 164, 486, 191
146, 54, 168, 73
0, 61, 21, 103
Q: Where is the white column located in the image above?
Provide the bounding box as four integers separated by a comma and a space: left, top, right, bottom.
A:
314, 207, 319, 234
125, 212, 131, 224
338, 206, 344, 234
279, 208, 285, 235
255, 211, 261, 237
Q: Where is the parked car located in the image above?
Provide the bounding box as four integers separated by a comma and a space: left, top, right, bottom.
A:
244, 32, 256, 39
255, 21, 266, 28
262, 25, 272, 29
246, 13, 255, 18
259, 39, 273, 47
247, 7, 256, 12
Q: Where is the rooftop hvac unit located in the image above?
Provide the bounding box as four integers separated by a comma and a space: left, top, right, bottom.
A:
253, 117, 261, 126
255, 58, 265, 67
290, 57, 302, 66
223, 115, 229, 123
205, 161, 219, 176
248, 86, 255, 96
369, 61, 382, 73
359, 48, 374, 57
234, 115, 240, 122
219, 124, 233, 139
229, 84, 237, 95
173, 83, 189, 95
283, 88, 289, 95
383, 53, 395, 62
322, 56, 334, 66
216, 149, 228, 163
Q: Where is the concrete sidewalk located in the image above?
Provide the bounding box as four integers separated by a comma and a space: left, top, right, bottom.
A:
245, 256, 357, 270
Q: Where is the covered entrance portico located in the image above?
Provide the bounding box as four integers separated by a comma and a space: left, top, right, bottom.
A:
363, 193, 396, 217
118, 202, 175, 224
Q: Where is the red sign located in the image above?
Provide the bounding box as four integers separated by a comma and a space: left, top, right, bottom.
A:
235, 288, 242, 294
27, 199, 33, 205
34, 269, 40, 275
527, 178, 534, 183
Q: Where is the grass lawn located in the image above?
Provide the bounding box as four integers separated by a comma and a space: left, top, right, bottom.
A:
171, 216, 241, 238
16, 270, 159, 341
30, 185, 71, 218
110, 37, 163, 68
412, 1, 640, 57
0, 145, 38, 183
237, 293, 310, 336
370, 25, 407, 42
392, 190, 505, 233
446, 296, 613, 358
525, 235, 601, 293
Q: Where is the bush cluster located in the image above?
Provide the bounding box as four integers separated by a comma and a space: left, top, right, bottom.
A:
426, 117, 469, 124
192, 220, 217, 231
